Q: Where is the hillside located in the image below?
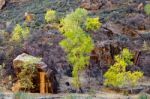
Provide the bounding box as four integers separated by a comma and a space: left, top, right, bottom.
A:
0, 0, 150, 98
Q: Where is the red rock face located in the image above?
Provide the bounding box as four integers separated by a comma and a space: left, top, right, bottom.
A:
80, 0, 103, 10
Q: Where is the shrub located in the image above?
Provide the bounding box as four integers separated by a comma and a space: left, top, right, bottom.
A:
59, 8, 101, 88
144, 4, 150, 15
11, 24, 30, 42
45, 9, 56, 23
85, 17, 101, 31
104, 48, 143, 88
17, 57, 41, 91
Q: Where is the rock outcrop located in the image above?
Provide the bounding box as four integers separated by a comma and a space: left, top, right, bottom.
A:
13, 53, 58, 93
0, 0, 5, 9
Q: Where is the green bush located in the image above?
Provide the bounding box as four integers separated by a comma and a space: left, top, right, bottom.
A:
85, 17, 101, 31
144, 4, 150, 15
45, 9, 56, 23
59, 8, 101, 88
11, 24, 30, 42
104, 48, 143, 88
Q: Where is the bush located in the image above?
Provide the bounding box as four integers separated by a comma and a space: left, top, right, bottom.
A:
144, 4, 150, 15
59, 8, 101, 88
104, 48, 143, 88
45, 9, 56, 23
17, 57, 41, 91
11, 24, 30, 42
85, 17, 101, 31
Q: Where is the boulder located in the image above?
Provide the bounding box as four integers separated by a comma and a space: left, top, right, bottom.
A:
0, 0, 5, 9
103, 22, 124, 35
13, 53, 44, 70
138, 51, 150, 76
13, 53, 58, 93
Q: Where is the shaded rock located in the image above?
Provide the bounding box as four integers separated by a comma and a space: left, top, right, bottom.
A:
92, 40, 123, 65
124, 14, 146, 30
122, 87, 144, 94
0, 22, 5, 29
0, 0, 5, 9
58, 76, 76, 93
122, 26, 140, 38
0, 50, 6, 65
138, 51, 150, 76
103, 22, 124, 35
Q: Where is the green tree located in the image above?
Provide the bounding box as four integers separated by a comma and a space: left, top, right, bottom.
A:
104, 48, 143, 88
59, 8, 101, 88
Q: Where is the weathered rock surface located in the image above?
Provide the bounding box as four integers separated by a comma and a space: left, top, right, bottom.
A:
138, 51, 150, 76
0, 0, 5, 9
80, 0, 103, 10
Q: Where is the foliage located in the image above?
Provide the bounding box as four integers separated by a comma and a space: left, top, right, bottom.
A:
144, 4, 150, 15
85, 17, 101, 31
59, 8, 101, 88
17, 57, 41, 91
104, 48, 143, 88
11, 24, 30, 42
45, 9, 56, 23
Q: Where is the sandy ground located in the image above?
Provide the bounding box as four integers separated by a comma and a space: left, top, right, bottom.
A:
0, 92, 149, 99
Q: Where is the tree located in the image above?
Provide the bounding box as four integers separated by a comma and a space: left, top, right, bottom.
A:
59, 8, 101, 89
